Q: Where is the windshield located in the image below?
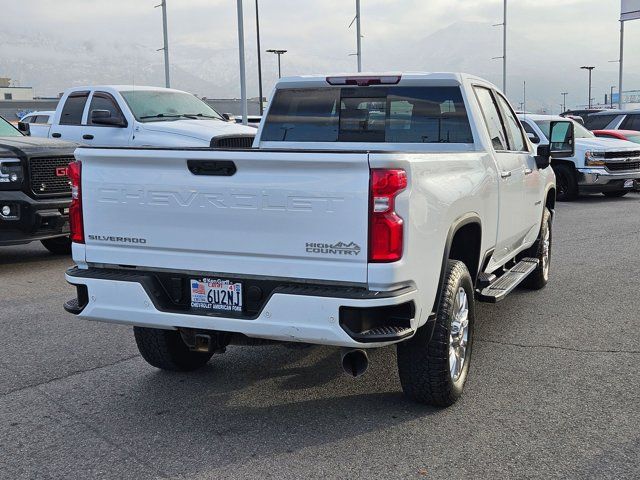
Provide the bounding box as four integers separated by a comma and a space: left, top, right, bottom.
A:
120, 90, 224, 122
535, 120, 593, 140
0, 116, 23, 137
261, 86, 474, 143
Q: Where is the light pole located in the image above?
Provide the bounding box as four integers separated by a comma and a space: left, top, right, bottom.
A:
266, 49, 287, 78
255, 0, 264, 115
491, 0, 507, 94
356, 0, 362, 72
155, 0, 170, 88
610, 86, 616, 109
236, 0, 248, 125
580, 66, 595, 109
561, 92, 568, 113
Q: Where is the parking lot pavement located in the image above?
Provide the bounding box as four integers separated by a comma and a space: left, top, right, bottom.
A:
1, 194, 639, 480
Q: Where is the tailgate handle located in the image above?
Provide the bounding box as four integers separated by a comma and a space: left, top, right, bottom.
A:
187, 160, 236, 176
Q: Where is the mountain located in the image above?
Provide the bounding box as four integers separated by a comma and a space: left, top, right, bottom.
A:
1, 21, 637, 112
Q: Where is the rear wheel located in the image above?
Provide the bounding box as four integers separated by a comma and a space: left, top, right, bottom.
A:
553, 163, 578, 201
602, 190, 629, 198
134, 327, 213, 371
40, 236, 71, 254
397, 260, 474, 407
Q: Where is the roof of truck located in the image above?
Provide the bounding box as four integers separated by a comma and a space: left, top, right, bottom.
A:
276, 72, 497, 88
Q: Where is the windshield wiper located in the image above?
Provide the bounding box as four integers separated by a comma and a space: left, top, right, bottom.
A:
181, 113, 222, 120
139, 113, 182, 120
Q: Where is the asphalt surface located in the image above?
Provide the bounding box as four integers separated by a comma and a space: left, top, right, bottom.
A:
1, 194, 639, 480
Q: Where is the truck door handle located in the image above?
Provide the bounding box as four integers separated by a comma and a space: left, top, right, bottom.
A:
524, 168, 533, 175
500, 171, 512, 178
51, 133, 61, 138
82, 134, 94, 140
187, 160, 237, 176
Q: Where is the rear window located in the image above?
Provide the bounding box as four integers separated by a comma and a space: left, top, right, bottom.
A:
261, 86, 473, 143
584, 114, 619, 130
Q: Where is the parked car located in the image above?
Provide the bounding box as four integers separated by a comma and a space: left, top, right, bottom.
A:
20, 86, 256, 148
0, 114, 76, 253
19, 110, 55, 138
235, 115, 262, 128
583, 109, 640, 131
592, 129, 640, 144
561, 108, 607, 124
63, 72, 567, 407
519, 114, 640, 200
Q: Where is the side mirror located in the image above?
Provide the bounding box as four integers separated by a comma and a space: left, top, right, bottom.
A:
90, 109, 127, 127
549, 120, 575, 158
527, 132, 540, 144
17, 121, 31, 136
222, 112, 235, 122
535, 144, 551, 169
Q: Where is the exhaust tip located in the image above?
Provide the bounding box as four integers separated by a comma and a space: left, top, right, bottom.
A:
341, 349, 369, 377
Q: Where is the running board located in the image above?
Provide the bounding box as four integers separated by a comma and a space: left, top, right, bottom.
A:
476, 258, 539, 303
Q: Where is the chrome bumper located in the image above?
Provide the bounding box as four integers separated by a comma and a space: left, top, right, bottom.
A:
576, 168, 640, 188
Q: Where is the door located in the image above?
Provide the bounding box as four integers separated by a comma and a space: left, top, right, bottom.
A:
80, 92, 132, 146
494, 93, 542, 243
473, 86, 527, 262
50, 91, 90, 143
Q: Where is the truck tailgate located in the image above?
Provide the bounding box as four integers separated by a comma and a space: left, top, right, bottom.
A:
76, 148, 371, 284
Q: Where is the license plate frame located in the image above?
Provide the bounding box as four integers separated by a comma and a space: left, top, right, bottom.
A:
190, 277, 243, 313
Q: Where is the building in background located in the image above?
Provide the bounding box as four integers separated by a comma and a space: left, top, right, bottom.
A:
0, 77, 34, 101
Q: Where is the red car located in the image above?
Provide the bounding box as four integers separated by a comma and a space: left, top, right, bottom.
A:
592, 129, 640, 144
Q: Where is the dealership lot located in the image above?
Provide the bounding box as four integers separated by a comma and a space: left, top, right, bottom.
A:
1, 195, 639, 479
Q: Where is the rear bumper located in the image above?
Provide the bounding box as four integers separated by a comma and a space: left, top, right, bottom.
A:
64, 267, 419, 348
576, 168, 640, 191
0, 190, 70, 246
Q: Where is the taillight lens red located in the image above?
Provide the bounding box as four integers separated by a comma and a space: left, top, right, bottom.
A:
67, 160, 84, 244
369, 169, 407, 262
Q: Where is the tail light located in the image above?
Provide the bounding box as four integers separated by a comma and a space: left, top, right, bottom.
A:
369, 169, 407, 262
67, 160, 84, 244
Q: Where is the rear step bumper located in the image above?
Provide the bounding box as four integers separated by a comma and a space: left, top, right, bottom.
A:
64, 267, 418, 348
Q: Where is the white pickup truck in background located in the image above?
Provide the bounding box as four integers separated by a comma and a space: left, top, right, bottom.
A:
519, 114, 640, 200
20, 85, 256, 148
63, 72, 572, 407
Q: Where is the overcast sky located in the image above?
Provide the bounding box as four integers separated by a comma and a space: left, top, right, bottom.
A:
1, 0, 639, 109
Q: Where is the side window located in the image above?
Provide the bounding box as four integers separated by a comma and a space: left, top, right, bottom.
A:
60, 92, 89, 125
22, 116, 34, 123
473, 87, 508, 150
32, 116, 47, 124
621, 114, 640, 131
495, 94, 526, 151
88, 92, 126, 126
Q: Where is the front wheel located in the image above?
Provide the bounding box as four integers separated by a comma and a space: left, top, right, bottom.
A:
553, 164, 578, 201
397, 260, 475, 407
602, 190, 629, 198
522, 207, 552, 290
40, 236, 72, 254
134, 327, 213, 371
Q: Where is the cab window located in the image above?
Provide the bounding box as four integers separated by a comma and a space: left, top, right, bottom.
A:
473, 87, 508, 150
60, 92, 89, 125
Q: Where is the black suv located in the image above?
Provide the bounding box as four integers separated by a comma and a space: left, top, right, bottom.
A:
583, 109, 640, 131
0, 115, 76, 253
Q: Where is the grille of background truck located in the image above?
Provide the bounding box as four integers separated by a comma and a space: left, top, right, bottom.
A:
210, 135, 255, 149
604, 151, 640, 159
605, 161, 640, 171
28, 156, 74, 197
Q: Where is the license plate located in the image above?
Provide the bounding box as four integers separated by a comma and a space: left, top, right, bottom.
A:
190, 278, 243, 312
624, 179, 634, 188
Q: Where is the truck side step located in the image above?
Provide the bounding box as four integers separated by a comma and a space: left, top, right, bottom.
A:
476, 258, 539, 303
350, 325, 414, 343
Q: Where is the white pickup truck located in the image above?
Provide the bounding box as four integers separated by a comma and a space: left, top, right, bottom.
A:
519, 114, 640, 200
21, 85, 255, 148
63, 73, 572, 406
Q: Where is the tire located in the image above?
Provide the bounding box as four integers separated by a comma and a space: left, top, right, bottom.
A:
522, 207, 552, 290
397, 260, 475, 407
553, 163, 578, 201
40, 236, 72, 254
602, 190, 629, 198
134, 327, 213, 371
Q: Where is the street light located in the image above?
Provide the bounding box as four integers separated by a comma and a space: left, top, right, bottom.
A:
155, 0, 170, 88
255, 0, 264, 115
561, 92, 568, 113
580, 66, 595, 109
266, 49, 287, 78
610, 86, 616, 109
